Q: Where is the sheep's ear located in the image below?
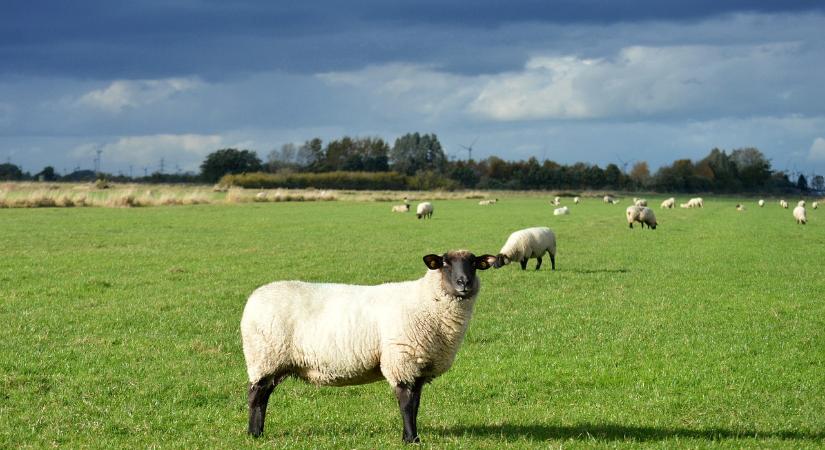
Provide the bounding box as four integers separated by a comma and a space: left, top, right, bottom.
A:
423, 254, 443, 270
474, 255, 497, 270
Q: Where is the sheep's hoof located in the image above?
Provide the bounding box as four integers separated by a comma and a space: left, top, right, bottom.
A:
403, 435, 421, 444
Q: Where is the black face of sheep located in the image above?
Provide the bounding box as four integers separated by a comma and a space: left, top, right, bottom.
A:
424, 251, 496, 298
491, 254, 511, 269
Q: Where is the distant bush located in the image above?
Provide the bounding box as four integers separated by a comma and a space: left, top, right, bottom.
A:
220, 171, 453, 190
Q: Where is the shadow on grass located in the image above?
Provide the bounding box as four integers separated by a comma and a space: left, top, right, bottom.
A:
437, 423, 824, 443
564, 268, 629, 274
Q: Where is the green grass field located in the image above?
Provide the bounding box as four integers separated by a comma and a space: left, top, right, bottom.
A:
2, 195, 823, 448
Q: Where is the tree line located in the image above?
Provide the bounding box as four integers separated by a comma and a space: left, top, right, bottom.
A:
2, 132, 821, 193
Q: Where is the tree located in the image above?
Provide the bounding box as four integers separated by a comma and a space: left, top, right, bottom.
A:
730, 147, 771, 190
389, 133, 447, 175
36, 166, 58, 181
266, 143, 298, 172
812, 175, 825, 192
0, 163, 24, 180
797, 174, 809, 192
628, 161, 650, 188
297, 138, 325, 172
200, 148, 263, 182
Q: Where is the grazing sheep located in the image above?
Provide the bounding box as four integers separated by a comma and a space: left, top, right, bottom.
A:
604, 195, 615, 203
689, 197, 704, 208
798, 200, 806, 208
758, 199, 765, 207
813, 201, 818, 209
627, 205, 657, 229
780, 200, 788, 209
492, 227, 556, 271
416, 202, 434, 219
610, 199, 620, 204
736, 204, 745, 211
242, 250, 497, 443
392, 204, 410, 212
573, 196, 580, 204
634, 199, 648, 207
660, 197, 675, 209
553, 206, 570, 216
793, 206, 807, 224
478, 199, 498, 206
553, 196, 561, 206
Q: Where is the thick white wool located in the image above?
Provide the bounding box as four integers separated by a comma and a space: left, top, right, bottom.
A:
391, 204, 409, 212
793, 206, 807, 224
812, 201, 818, 209
758, 199, 765, 207
498, 227, 556, 263
573, 197, 580, 204
553, 206, 570, 215
639, 207, 657, 227
626, 205, 642, 225
634, 199, 648, 207
241, 269, 478, 387
660, 198, 675, 209
798, 200, 806, 207
780, 200, 788, 209
416, 202, 434, 218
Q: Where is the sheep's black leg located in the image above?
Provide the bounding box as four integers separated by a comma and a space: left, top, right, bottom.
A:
395, 379, 425, 443
248, 376, 278, 437
520, 258, 528, 270
628, 223, 633, 228
550, 253, 556, 270
535, 257, 542, 270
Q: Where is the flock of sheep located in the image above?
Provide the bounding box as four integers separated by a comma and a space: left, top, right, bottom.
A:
241, 192, 817, 443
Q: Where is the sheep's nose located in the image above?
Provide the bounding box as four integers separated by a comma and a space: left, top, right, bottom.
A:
456, 277, 468, 288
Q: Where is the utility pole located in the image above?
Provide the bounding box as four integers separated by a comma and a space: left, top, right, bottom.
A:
94, 149, 103, 174
159, 158, 165, 174
129, 165, 133, 179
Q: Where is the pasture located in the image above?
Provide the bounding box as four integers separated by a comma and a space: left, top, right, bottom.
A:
1, 194, 824, 448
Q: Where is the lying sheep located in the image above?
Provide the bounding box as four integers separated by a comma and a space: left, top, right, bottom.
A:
736, 204, 745, 211
416, 202, 434, 219
492, 227, 556, 270
793, 206, 807, 224
780, 200, 788, 209
392, 204, 410, 212
573, 196, 580, 204
758, 199, 765, 207
661, 197, 675, 209
241, 250, 497, 443
634, 199, 648, 207
478, 199, 498, 206
553, 206, 570, 215
680, 203, 690, 208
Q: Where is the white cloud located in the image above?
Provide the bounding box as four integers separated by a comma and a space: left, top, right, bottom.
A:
77, 78, 201, 112
808, 137, 825, 162
71, 134, 222, 172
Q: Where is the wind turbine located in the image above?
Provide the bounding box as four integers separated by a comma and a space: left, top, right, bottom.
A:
460, 137, 478, 161
615, 154, 634, 174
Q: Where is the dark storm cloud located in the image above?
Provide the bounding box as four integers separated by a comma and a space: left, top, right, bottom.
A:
2, 0, 823, 79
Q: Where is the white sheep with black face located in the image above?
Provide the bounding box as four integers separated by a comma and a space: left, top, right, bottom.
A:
241, 250, 496, 443
661, 197, 675, 209
492, 227, 556, 271
793, 206, 807, 224
416, 202, 434, 219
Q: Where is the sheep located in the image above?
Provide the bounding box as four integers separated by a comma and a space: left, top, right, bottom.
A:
798, 200, 806, 208
610, 199, 620, 204
758, 199, 765, 207
416, 202, 433, 219
573, 196, 580, 204
779, 200, 788, 209
813, 201, 819, 210
392, 204, 410, 212
553, 206, 570, 216
478, 199, 498, 206
603, 195, 615, 203
492, 227, 556, 271
241, 250, 497, 443
793, 206, 807, 224
627, 205, 657, 229
689, 197, 704, 208
680, 203, 690, 208
634, 199, 648, 207
660, 197, 675, 209
736, 204, 745, 211
553, 196, 561, 206
255, 192, 266, 200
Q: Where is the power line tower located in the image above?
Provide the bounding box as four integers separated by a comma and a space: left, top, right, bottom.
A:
94, 149, 103, 174
159, 158, 165, 174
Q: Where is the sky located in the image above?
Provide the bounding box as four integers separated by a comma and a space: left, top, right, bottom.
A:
2, 0, 825, 177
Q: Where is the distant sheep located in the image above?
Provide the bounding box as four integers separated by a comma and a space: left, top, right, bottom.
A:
553, 206, 570, 216
392, 204, 410, 212
573, 196, 580, 204
626, 205, 642, 227
793, 206, 807, 224
416, 202, 434, 219
797, 200, 806, 208
478, 199, 498, 206
604, 195, 615, 203
780, 200, 788, 209
689, 197, 704, 208
553, 196, 561, 206
758, 199, 765, 207
736, 204, 745, 211
680, 203, 690, 208
660, 197, 675, 209
813, 201, 818, 209
241, 250, 496, 442
493, 227, 556, 271
634, 199, 648, 207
